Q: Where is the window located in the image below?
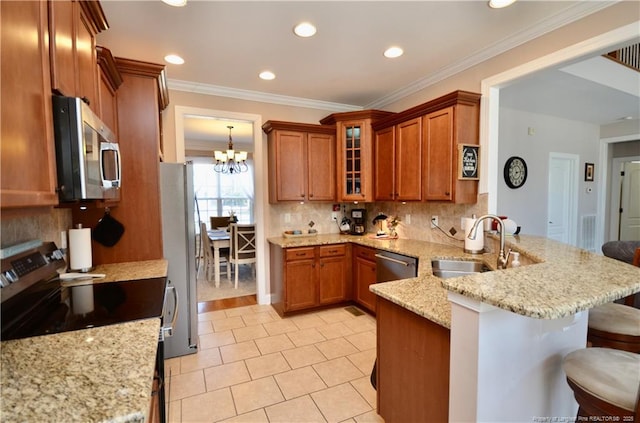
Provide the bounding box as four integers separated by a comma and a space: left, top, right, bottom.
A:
190, 159, 254, 231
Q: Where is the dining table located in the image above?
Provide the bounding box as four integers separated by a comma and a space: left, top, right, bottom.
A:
207, 229, 230, 287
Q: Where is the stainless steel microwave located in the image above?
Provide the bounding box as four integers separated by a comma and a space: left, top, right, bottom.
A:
52, 95, 121, 202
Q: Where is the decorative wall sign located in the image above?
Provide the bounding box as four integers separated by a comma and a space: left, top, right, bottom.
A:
458, 144, 480, 180
585, 163, 594, 182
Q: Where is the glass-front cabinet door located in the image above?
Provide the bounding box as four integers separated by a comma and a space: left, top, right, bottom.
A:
338, 120, 370, 202
345, 124, 362, 197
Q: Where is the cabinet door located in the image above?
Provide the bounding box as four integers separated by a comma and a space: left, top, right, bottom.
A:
76, 3, 98, 109
374, 126, 395, 201
396, 118, 422, 201
48, 1, 76, 97
423, 107, 454, 201
284, 259, 318, 311
307, 132, 336, 201
338, 120, 370, 202
354, 257, 377, 313
275, 131, 307, 201
1, 1, 58, 208
319, 255, 349, 305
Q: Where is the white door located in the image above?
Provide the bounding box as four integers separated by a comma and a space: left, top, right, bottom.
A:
619, 161, 640, 240
547, 153, 578, 245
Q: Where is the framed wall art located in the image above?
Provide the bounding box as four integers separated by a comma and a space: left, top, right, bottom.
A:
585, 163, 594, 182
458, 144, 480, 180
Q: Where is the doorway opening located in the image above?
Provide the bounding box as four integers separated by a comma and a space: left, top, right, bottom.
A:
609, 155, 640, 240
173, 106, 267, 305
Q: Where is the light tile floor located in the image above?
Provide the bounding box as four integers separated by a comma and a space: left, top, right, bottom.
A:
165, 304, 385, 423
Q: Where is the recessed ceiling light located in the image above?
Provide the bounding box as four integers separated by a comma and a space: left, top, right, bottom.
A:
293, 22, 317, 38
162, 0, 187, 6
384, 47, 404, 59
259, 71, 276, 81
488, 0, 517, 9
164, 54, 184, 65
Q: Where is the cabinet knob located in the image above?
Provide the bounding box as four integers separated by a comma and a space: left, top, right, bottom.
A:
309, 193, 314, 198
445, 192, 450, 196
301, 194, 305, 198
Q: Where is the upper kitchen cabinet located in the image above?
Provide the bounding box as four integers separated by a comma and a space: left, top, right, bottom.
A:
48, 0, 108, 114
373, 91, 480, 204
96, 46, 123, 137
73, 58, 169, 264
423, 92, 480, 203
1, 1, 58, 209
263, 121, 337, 203
320, 110, 393, 203
373, 117, 423, 201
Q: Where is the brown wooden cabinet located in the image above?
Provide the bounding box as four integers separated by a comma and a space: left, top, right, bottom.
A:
422, 97, 480, 203
271, 243, 351, 315
352, 245, 377, 313
73, 58, 168, 264
0, 1, 58, 209
49, 0, 108, 113
373, 90, 480, 204
96, 46, 123, 137
320, 110, 393, 203
377, 297, 450, 422
374, 117, 422, 201
263, 121, 336, 203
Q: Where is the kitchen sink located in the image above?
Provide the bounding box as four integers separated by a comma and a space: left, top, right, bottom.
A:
431, 259, 492, 279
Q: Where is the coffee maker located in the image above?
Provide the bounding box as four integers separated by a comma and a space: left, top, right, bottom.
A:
350, 209, 366, 235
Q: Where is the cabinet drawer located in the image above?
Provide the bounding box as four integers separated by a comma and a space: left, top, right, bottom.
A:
285, 247, 315, 261
319, 244, 346, 258
354, 245, 377, 262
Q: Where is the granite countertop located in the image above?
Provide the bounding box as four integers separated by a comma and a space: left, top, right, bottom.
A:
1, 319, 160, 423
1, 259, 169, 422
268, 233, 640, 328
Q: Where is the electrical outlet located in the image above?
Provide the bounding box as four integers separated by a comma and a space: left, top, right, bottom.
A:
431, 216, 438, 228
331, 212, 338, 221
405, 214, 411, 224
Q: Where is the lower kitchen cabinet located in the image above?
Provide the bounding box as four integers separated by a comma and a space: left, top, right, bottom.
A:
376, 297, 450, 422
270, 243, 351, 315
353, 245, 377, 313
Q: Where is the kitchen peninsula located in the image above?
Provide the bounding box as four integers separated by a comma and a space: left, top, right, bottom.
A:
268, 233, 640, 421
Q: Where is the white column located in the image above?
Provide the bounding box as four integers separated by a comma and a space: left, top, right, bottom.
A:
448, 292, 587, 422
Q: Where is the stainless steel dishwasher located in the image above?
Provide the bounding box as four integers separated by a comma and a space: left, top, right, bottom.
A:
371, 250, 418, 389
375, 250, 418, 282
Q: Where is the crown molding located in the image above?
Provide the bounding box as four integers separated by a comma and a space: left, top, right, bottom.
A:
168, 79, 362, 113
365, 1, 616, 109
168, 1, 615, 112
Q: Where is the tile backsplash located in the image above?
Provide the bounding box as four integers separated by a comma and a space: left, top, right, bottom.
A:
1, 208, 72, 249
267, 194, 488, 245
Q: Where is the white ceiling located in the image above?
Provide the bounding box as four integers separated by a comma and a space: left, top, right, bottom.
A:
96, 1, 639, 150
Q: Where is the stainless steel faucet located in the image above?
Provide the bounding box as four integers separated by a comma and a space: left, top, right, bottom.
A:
468, 214, 511, 269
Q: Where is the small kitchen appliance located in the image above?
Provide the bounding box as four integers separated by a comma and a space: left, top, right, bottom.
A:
350, 209, 366, 235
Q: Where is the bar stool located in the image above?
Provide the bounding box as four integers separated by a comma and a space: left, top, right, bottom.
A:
588, 303, 640, 353
562, 347, 640, 420
587, 246, 640, 353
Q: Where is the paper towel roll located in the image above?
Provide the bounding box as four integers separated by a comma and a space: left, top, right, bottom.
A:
69, 227, 92, 271
464, 218, 484, 253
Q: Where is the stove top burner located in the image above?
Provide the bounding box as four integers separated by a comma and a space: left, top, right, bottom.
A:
1, 242, 167, 341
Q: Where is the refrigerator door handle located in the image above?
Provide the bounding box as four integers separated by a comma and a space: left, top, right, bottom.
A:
162, 284, 179, 338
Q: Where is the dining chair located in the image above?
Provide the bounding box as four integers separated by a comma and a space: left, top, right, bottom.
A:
229, 223, 256, 289
200, 222, 230, 282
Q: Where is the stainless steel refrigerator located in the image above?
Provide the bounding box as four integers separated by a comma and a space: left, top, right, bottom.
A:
160, 162, 198, 358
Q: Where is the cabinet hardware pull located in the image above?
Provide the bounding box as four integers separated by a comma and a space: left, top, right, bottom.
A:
309, 193, 313, 198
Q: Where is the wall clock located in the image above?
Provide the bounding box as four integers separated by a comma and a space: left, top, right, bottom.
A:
504, 156, 527, 189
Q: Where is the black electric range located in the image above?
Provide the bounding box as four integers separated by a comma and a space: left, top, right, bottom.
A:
1, 242, 167, 341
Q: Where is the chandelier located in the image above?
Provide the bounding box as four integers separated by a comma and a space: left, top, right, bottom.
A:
214, 126, 248, 174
